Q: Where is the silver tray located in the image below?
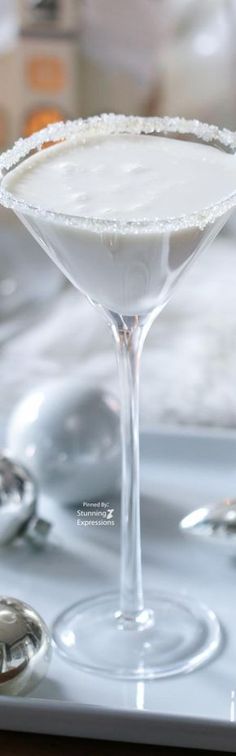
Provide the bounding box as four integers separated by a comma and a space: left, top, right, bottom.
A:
1, 426, 236, 751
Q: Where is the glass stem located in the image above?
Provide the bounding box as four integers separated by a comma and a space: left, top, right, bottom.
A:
110, 314, 152, 621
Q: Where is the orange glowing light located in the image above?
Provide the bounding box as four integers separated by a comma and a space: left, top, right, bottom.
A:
26, 56, 65, 93
23, 107, 65, 139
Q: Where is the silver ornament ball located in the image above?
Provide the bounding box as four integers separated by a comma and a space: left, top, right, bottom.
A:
0, 454, 51, 547
180, 498, 236, 544
7, 378, 120, 504
0, 596, 51, 695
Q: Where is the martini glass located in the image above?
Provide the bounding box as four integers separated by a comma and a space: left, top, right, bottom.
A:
1, 115, 236, 680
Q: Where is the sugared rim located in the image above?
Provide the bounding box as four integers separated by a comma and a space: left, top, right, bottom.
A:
1, 113, 236, 234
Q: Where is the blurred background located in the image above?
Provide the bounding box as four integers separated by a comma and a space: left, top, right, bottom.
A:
1, 0, 236, 440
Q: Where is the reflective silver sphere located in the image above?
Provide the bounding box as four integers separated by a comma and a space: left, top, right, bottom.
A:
0, 597, 51, 695
0, 454, 51, 546
8, 380, 120, 504
180, 498, 236, 543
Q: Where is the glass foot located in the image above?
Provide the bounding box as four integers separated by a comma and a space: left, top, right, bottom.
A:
52, 592, 221, 679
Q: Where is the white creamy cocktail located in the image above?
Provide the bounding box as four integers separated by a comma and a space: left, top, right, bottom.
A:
3, 127, 236, 315
1, 115, 236, 680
